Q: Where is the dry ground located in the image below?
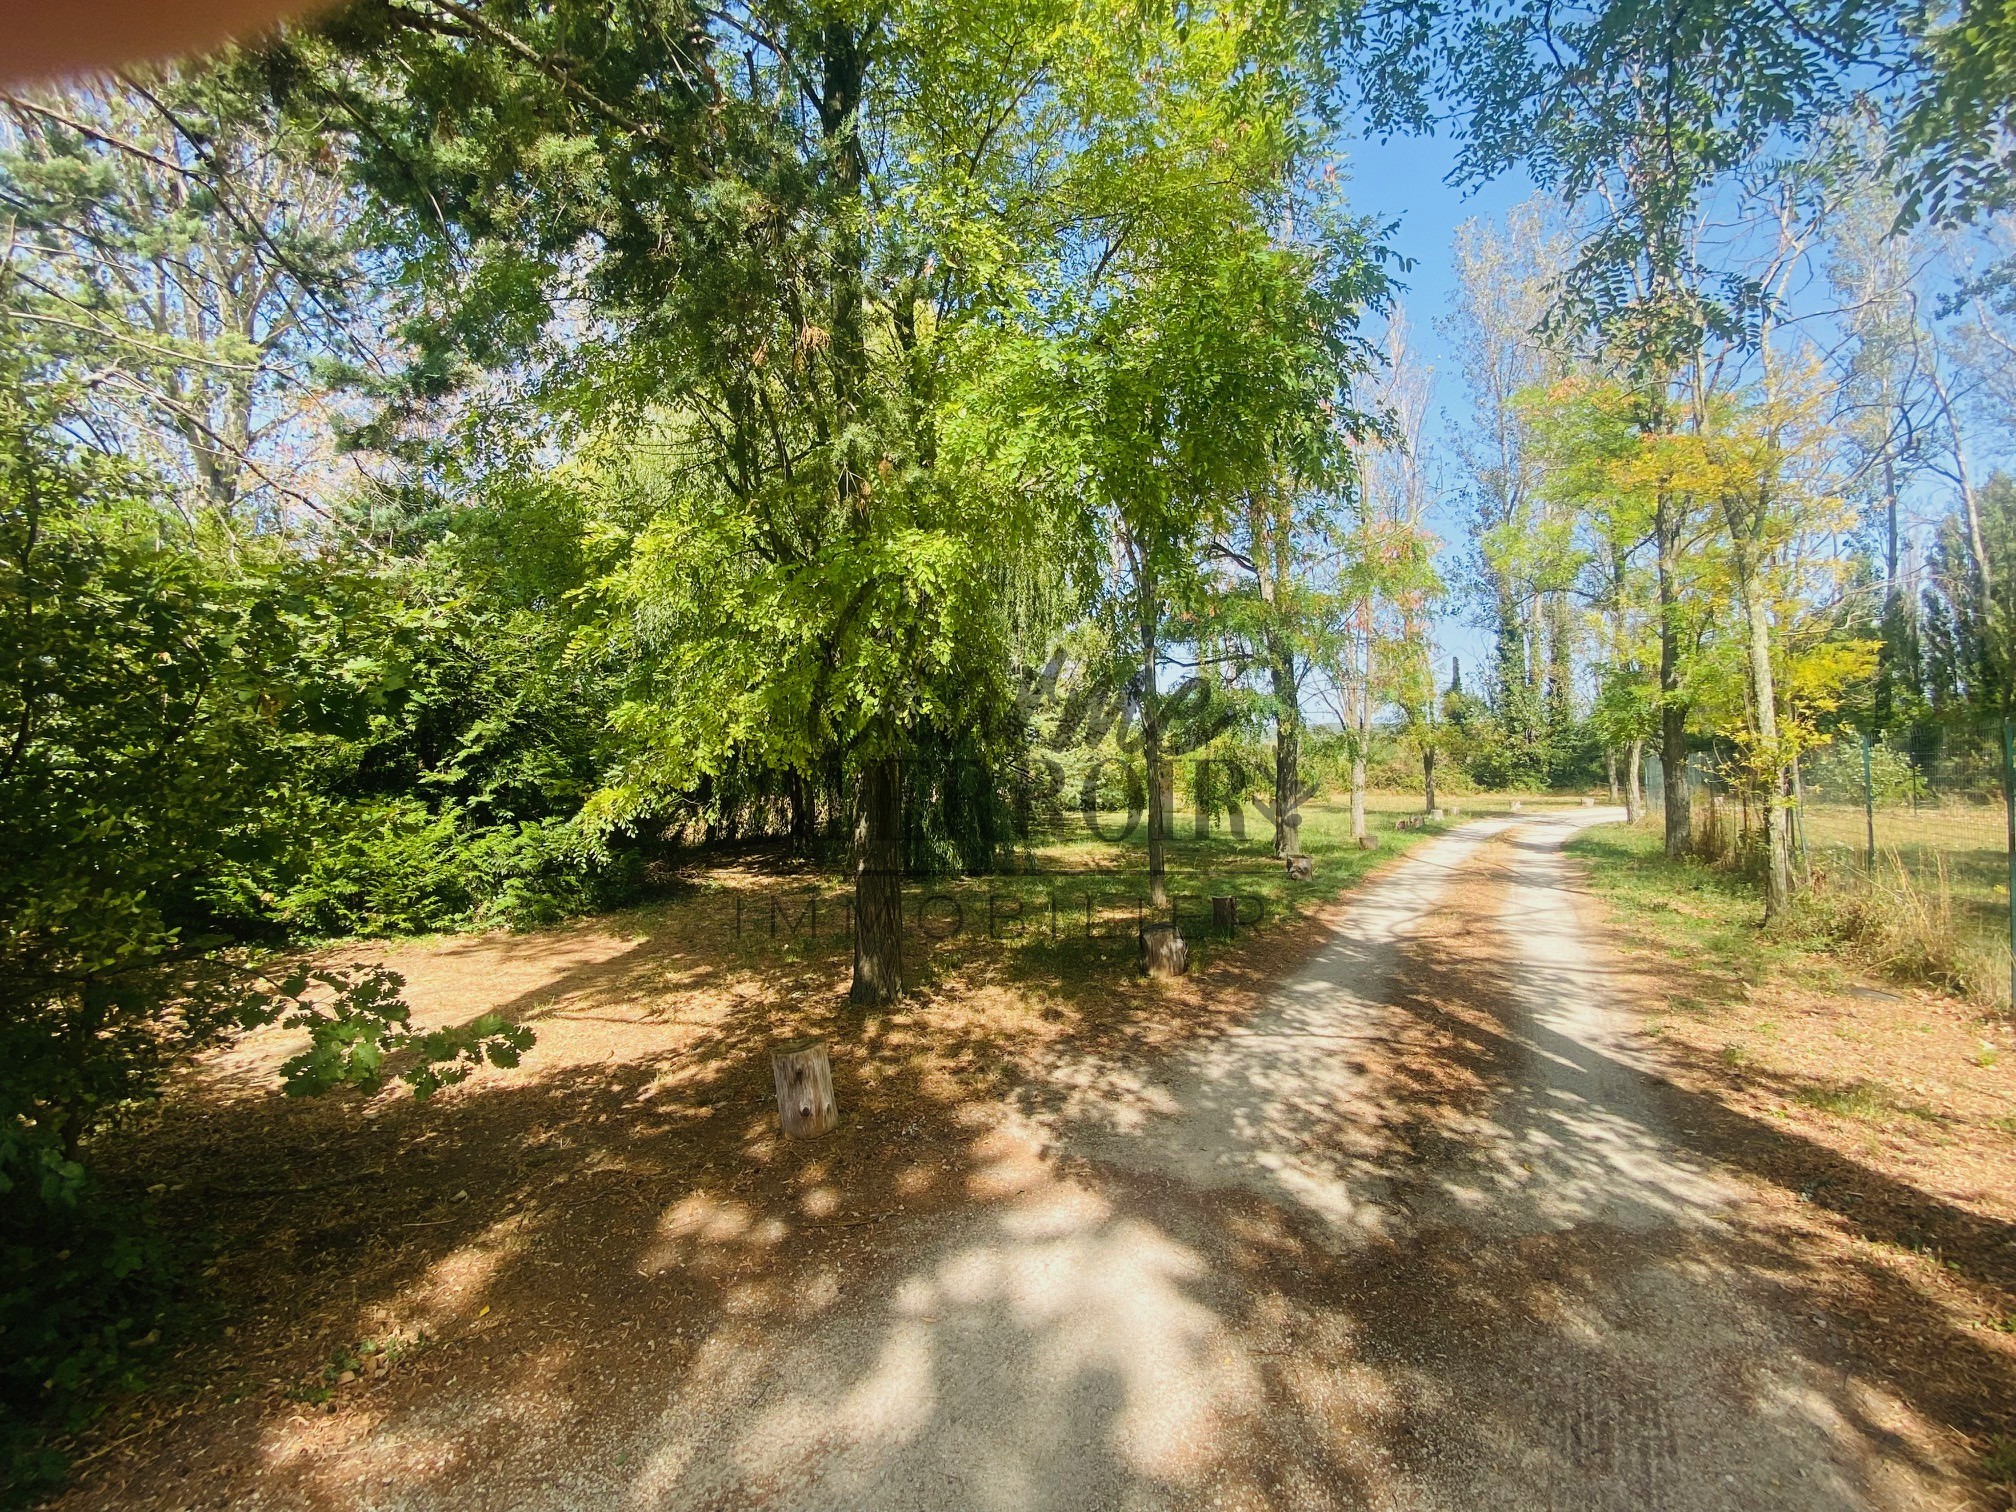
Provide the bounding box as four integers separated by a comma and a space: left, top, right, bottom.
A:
41, 805, 2016, 1510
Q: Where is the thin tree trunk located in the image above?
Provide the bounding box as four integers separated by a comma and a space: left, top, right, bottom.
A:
1738, 552, 1792, 917
850, 755, 903, 1005
1423, 745, 1436, 813
1607, 748, 1619, 804
1930, 363, 1992, 596
1626, 737, 1644, 823
1267, 629, 1302, 857
1876, 453, 1903, 727
1656, 487, 1692, 857
818, 16, 900, 1004
1350, 614, 1372, 843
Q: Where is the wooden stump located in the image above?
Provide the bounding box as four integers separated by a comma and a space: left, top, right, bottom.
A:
1357, 833, 1379, 850
1211, 895, 1238, 939
771, 1040, 838, 1139
1138, 922, 1189, 977
1286, 854, 1314, 880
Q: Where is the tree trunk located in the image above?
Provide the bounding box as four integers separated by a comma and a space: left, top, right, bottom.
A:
1626, 737, 1644, 824
1607, 748, 1620, 804
850, 756, 902, 1005
820, 17, 901, 1007
1423, 745, 1436, 813
1138, 921, 1188, 977
1875, 453, 1903, 728
771, 1040, 839, 1138
1350, 613, 1373, 843
1266, 628, 1301, 858
1656, 487, 1692, 858
1739, 558, 1793, 917
1211, 895, 1238, 938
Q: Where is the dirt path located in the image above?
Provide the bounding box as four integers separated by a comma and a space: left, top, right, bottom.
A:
72, 813, 1987, 1510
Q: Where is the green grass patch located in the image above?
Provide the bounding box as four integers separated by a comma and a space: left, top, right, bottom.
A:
1565, 820, 1802, 994
1790, 1078, 1938, 1125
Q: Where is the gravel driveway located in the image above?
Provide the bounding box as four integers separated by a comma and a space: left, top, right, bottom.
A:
211, 812, 1971, 1511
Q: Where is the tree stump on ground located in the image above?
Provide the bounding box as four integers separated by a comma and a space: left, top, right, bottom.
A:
1286, 854, 1314, 880
1580, 796, 1594, 807
771, 1040, 838, 1139
1211, 895, 1238, 938
1357, 833, 1378, 850
1138, 923, 1189, 977
1509, 800, 1522, 812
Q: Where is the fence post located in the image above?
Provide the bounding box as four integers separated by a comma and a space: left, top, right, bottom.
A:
2003, 717, 2015, 1012
1862, 733, 1875, 870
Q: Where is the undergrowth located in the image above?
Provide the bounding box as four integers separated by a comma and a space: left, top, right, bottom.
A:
1571, 815, 2013, 1016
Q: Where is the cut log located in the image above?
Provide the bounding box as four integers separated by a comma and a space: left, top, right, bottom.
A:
1138, 922, 1188, 977
771, 1040, 839, 1139
1286, 854, 1314, 880
1211, 895, 1238, 938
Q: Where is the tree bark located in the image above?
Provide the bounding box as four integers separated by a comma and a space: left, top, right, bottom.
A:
1266, 627, 1301, 858
1655, 485, 1692, 857
1607, 748, 1620, 804
1735, 538, 1792, 917
1138, 921, 1187, 977
1211, 895, 1237, 937
850, 756, 902, 1005
818, 16, 901, 1006
1626, 737, 1644, 824
771, 1040, 839, 1138
1423, 745, 1436, 813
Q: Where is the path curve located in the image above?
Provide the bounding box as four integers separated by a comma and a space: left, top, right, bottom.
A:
250, 813, 1964, 1511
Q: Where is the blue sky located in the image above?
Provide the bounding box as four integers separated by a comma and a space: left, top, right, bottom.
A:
1338, 127, 1541, 683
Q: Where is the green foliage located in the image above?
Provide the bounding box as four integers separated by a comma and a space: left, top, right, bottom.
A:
1922, 473, 2016, 717
257, 964, 533, 1100
1895, 0, 2016, 229
0, 353, 557, 1495
0, 1150, 170, 1507
1802, 737, 1925, 806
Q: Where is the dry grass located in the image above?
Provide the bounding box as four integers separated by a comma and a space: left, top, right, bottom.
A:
1571, 820, 2016, 1239
1800, 800, 2014, 1010
1801, 847, 2014, 1013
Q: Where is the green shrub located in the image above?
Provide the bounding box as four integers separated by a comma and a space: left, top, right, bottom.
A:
1802, 736, 1925, 806
278, 798, 475, 936
0, 1144, 171, 1507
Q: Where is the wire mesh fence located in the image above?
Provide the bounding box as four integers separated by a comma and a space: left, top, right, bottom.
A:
1640, 718, 2016, 1011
